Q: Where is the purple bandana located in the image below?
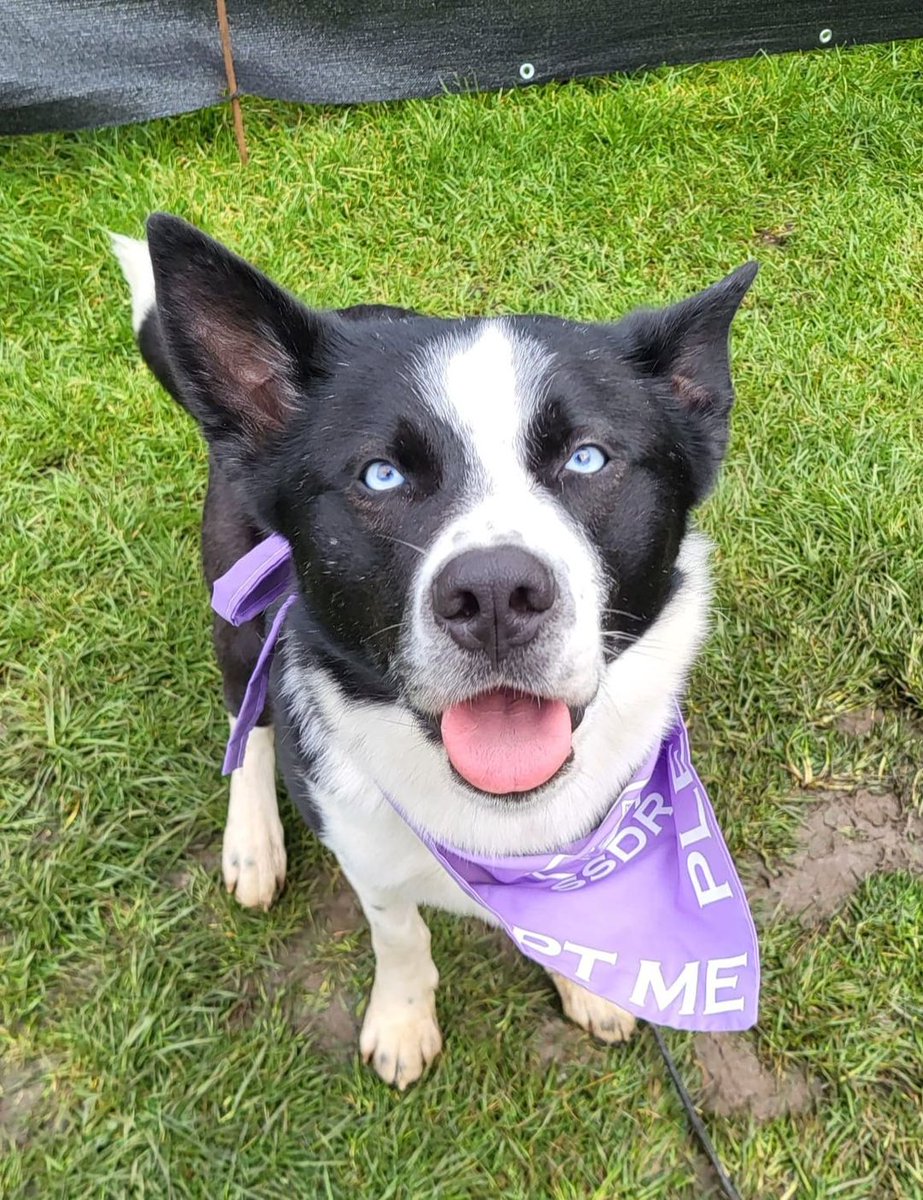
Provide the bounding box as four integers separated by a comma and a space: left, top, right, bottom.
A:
213, 537, 760, 1032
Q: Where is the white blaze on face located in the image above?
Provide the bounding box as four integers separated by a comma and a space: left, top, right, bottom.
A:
437, 322, 536, 487
409, 321, 605, 705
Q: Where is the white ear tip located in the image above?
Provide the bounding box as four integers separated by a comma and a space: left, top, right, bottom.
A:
110, 232, 156, 333
109, 230, 144, 264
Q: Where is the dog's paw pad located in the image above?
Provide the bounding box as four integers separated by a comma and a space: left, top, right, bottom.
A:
222, 813, 286, 910
360, 996, 442, 1090
551, 973, 636, 1044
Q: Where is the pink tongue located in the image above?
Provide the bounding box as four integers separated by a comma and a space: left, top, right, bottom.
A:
440, 689, 572, 794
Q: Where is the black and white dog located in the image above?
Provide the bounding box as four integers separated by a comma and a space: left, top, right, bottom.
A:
113, 216, 756, 1088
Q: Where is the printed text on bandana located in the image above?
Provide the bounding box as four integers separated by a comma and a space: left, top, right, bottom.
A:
509, 741, 747, 1016
447, 718, 760, 1030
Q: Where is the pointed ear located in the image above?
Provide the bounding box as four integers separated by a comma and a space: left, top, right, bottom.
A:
145, 213, 331, 454
619, 263, 758, 498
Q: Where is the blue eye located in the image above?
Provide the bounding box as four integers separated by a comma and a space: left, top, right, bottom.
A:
565, 445, 608, 475
362, 460, 406, 492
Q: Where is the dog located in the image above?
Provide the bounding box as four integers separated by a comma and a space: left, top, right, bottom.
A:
113, 215, 756, 1088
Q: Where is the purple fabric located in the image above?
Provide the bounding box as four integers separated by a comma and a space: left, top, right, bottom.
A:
211, 533, 294, 626
211, 534, 295, 774
212, 536, 760, 1031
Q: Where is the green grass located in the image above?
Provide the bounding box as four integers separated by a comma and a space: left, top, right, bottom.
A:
2, 41, 923, 1199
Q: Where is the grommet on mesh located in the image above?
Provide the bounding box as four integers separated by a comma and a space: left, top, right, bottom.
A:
519, 62, 536, 81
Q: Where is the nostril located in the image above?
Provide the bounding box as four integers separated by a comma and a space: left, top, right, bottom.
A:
509, 577, 556, 615
509, 585, 534, 615
448, 589, 479, 622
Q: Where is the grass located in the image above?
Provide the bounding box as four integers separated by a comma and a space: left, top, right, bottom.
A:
2, 40, 923, 1199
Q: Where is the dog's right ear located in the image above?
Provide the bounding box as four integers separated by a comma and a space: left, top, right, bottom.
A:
146, 213, 332, 456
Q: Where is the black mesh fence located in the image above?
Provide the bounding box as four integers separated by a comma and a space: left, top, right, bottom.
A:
2, 1, 921, 136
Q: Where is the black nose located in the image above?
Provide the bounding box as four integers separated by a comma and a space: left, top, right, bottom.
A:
431, 546, 557, 665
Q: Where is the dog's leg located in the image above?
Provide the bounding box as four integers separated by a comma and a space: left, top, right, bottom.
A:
212, 602, 287, 910
222, 720, 286, 909
550, 972, 637, 1043
205, 468, 286, 910
345, 880, 442, 1090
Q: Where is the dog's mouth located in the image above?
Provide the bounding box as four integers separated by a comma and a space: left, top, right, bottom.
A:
436, 689, 585, 796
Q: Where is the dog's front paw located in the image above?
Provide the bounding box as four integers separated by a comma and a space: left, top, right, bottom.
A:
360, 990, 442, 1090
551, 973, 637, 1044
222, 804, 286, 910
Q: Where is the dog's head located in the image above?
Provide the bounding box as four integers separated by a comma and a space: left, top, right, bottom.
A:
147, 214, 755, 810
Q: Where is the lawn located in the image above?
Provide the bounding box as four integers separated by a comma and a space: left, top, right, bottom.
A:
2, 41, 922, 1199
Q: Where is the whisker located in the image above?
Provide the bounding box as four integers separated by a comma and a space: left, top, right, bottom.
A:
379, 533, 426, 556
606, 643, 667, 663
361, 621, 407, 645
602, 606, 643, 622
601, 631, 645, 646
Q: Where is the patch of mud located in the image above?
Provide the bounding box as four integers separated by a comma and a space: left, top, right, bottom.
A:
273, 949, 359, 1057
222, 968, 358, 1055
270, 929, 327, 993
750, 790, 923, 925
166, 840, 223, 890
266, 879, 363, 1055
0, 1059, 53, 1147
694, 789, 921, 1123
291, 986, 359, 1055
313, 885, 363, 937
833, 707, 885, 737
531, 1016, 601, 1068
755, 222, 795, 246
694, 1034, 821, 1121
690, 1156, 724, 1199
225, 982, 260, 1033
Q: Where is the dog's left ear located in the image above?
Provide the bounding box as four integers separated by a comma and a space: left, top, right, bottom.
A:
618, 262, 759, 499
145, 212, 336, 465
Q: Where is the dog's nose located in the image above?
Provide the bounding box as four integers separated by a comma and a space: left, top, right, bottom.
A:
431, 546, 557, 665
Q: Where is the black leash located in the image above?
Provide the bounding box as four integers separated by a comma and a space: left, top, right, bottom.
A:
651, 1026, 743, 1200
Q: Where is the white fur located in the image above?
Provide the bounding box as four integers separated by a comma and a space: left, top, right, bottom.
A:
416, 322, 546, 486
110, 234, 155, 332
222, 721, 286, 909
404, 322, 605, 711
